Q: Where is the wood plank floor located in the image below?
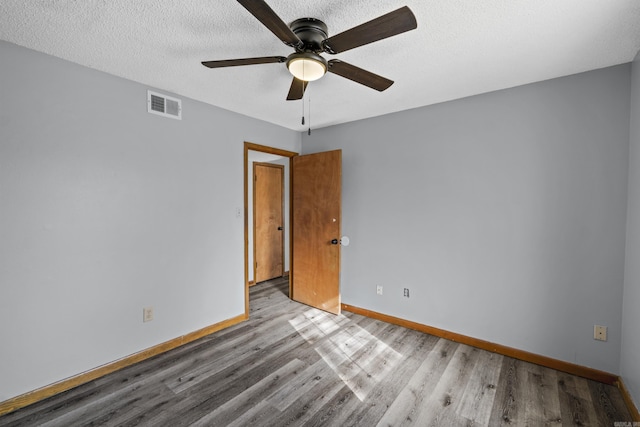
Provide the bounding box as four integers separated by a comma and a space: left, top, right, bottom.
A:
0, 277, 632, 426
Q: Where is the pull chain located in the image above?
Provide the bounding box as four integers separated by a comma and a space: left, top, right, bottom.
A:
301, 66, 305, 125
307, 97, 311, 135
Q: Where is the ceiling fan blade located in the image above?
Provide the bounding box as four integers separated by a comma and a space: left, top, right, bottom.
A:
323, 6, 417, 54
201, 56, 286, 68
237, 0, 302, 48
328, 60, 393, 91
286, 77, 308, 101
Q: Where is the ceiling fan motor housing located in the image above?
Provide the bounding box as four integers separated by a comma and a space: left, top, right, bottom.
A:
289, 18, 328, 52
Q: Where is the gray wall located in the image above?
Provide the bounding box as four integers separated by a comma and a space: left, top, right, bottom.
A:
0, 41, 301, 401
1, 38, 636, 407
301, 64, 631, 374
622, 50, 640, 407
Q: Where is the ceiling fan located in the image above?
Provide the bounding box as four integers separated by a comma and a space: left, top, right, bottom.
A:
201, 0, 417, 101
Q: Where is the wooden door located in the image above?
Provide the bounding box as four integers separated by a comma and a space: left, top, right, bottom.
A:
254, 163, 284, 283
291, 150, 342, 314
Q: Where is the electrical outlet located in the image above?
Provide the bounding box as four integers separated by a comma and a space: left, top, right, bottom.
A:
376, 285, 383, 295
403, 288, 410, 298
143, 307, 154, 323
594, 325, 607, 341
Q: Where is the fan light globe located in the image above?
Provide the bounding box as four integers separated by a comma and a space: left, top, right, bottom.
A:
287, 54, 327, 81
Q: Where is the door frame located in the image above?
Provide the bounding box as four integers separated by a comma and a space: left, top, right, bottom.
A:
244, 142, 298, 317
253, 162, 285, 284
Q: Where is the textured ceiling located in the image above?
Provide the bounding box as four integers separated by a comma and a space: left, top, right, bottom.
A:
2, 0, 640, 131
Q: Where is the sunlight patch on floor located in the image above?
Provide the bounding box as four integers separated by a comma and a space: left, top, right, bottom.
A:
288, 308, 350, 343
289, 308, 403, 401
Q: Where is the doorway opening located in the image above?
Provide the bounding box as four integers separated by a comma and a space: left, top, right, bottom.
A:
244, 142, 298, 317
253, 162, 284, 283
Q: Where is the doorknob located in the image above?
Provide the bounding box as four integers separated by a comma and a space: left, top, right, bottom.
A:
331, 236, 350, 246
277, 226, 283, 230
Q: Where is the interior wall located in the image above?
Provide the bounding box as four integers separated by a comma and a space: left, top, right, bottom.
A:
0, 41, 301, 402
301, 64, 631, 374
621, 50, 640, 408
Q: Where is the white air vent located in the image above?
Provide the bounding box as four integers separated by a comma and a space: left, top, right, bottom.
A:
147, 90, 182, 120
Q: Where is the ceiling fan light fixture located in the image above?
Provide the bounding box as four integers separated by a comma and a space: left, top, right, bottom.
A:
287, 52, 327, 81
